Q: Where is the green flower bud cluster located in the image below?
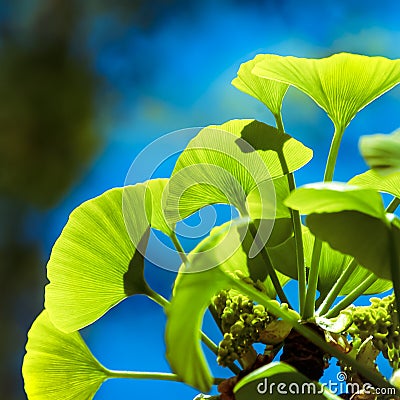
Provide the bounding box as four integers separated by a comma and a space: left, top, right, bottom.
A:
213, 290, 273, 367
347, 294, 400, 369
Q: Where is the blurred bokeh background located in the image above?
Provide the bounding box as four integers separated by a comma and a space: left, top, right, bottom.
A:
1, 0, 400, 399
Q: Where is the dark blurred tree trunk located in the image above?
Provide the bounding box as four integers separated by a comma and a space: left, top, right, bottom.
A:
0, 1, 98, 399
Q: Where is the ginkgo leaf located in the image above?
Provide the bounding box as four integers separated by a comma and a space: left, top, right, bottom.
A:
286, 183, 398, 280
267, 227, 391, 295
267, 235, 297, 280
306, 211, 392, 280
22, 310, 109, 400
165, 119, 312, 224
339, 264, 392, 295
302, 227, 391, 296
238, 221, 292, 294
285, 182, 386, 219
359, 130, 400, 176
165, 222, 244, 392
165, 219, 292, 392
123, 178, 172, 245
232, 54, 289, 116
252, 53, 400, 130
46, 181, 170, 333
246, 176, 291, 219
349, 169, 400, 201
144, 178, 173, 236
234, 362, 341, 400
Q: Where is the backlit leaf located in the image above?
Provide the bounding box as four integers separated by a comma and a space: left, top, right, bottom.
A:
268, 227, 391, 295
239, 221, 291, 293
267, 236, 297, 280
165, 223, 244, 392
286, 183, 397, 281
246, 176, 291, 219
22, 310, 108, 400
46, 181, 169, 333
252, 53, 400, 129
349, 169, 400, 199
234, 362, 340, 399
285, 182, 386, 219
358, 130, 400, 176
306, 211, 393, 280
144, 178, 173, 236
232, 54, 289, 116
165, 119, 312, 224
165, 219, 291, 392
302, 227, 391, 296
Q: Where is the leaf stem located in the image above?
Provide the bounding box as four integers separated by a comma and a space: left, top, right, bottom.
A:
324, 125, 345, 182
229, 275, 396, 394
292, 207, 307, 314
389, 222, 400, 328
303, 125, 346, 319
171, 232, 189, 264
274, 112, 285, 133
106, 369, 225, 385
290, 201, 307, 314
324, 274, 376, 318
316, 258, 358, 316
387, 197, 400, 213
302, 239, 322, 319
274, 113, 306, 313
317, 198, 399, 316
148, 290, 169, 308
248, 221, 291, 307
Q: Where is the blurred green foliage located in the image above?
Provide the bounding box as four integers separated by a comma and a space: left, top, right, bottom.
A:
0, 0, 98, 207
0, 0, 193, 398
0, 1, 98, 399
0, 45, 97, 207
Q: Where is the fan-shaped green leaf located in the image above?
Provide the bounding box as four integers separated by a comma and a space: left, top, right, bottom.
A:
267, 227, 391, 295
144, 178, 173, 236
165, 219, 291, 392
302, 227, 391, 296
302, 227, 347, 295
349, 169, 400, 199
22, 310, 108, 400
232, 55, 289, 116
234, 362, 341, 400
285, 182, 386, 219
261, 218, 292, 248
165, 224, 244, 392
306, 211, 392, 280
239, 221, 291, 294
359, 131, 400, 176
286, 183, 398, 281
123, 178, 172, 244
267, 236, 297, 280
46, 180, 170, 333
246, 176, 291, 219
252, 53, 400, 130
165, 119, 312, 224
339, 263, 392, 295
